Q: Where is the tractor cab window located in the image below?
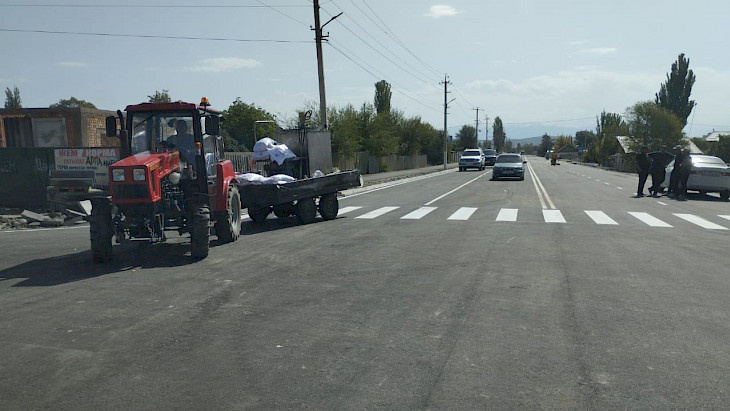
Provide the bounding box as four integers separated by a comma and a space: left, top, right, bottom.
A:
130, 112, 197, 168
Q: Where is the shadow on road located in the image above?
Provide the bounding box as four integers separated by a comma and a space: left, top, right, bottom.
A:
240, 216, 340, 235
1, 239, 227, 287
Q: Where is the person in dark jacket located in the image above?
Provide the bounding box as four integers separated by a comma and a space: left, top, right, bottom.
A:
667, 145, 684, 197
676, 148, 693, 201
648, 145, 673, 197
635, 145, 651, 197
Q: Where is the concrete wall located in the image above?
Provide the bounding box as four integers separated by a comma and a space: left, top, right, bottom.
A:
0, 107, 118, 148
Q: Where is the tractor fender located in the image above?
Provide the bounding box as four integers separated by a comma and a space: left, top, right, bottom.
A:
214, 160, 237, 213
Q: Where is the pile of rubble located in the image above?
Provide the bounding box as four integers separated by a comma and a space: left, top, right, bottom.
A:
0, 207, 89, 230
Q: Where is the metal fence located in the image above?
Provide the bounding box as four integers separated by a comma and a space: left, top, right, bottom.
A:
0, 148, 55, 208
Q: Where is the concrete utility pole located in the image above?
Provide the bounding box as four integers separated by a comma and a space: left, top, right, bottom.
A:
441, 74, 454, 170
473, 107, 481, 146
485, 115, 490, 146
312, 0, 341, 130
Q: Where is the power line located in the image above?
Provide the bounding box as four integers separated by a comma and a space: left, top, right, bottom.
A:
0, 3, 310, 8
327, 42, 440, 112
0, 28, 312, 43
503, 116, 596, 125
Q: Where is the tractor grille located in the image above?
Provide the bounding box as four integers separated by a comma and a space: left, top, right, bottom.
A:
114, 184, 149, 200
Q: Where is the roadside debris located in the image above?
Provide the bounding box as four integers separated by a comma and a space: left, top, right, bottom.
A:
1, 208, 88, 230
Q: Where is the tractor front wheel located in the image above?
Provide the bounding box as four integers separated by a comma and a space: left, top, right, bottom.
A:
190, 203, 210, 259
89, 197, 113, 263
215, 184, 241, 243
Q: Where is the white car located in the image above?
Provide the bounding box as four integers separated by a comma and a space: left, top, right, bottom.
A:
661, 154, 730, 199
458, 149, 485, 171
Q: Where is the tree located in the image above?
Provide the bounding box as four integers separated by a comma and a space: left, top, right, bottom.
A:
363, 111, 398, 157
222, 98, 278, 151
4, 86, 22, 108
553, 135, 575, 151
49, 97, 97, 109
492, 117, 506, 152
625, 100, 684, 151
655, 53, 696, 126
329, 104, 363, 159
374, 80, 392, 114
592, 111, 628, 166
148, 89, 172, 103
575, 130, 596, 152
454, 125, 477, 151
538, 133, 553, 156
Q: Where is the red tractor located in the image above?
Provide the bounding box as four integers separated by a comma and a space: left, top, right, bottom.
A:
90, 98, 241, 262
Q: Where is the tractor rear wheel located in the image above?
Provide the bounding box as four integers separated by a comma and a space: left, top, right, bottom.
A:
215, 184, 241, 243
318, 193, 339, 220
190, 203, 210, 259
296, 198, 317, 224
89, 197, 113, 263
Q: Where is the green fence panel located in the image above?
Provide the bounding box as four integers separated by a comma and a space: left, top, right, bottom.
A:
0, 148, 55, 208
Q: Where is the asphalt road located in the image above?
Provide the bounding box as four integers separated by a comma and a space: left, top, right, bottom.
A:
1, 157, 729, 409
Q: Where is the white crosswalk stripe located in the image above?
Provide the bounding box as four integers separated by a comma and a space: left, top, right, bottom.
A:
543, 209, 566, 223
401, 207, 437, 220
718, 215, 730, 222
628, 212, 672, 227
673, 214, 727, 230
585, 210, 618, 225
495, 208, 518, 222
338, 206, 362, 215
448, 207, 478, 220
355, 206, 400, 219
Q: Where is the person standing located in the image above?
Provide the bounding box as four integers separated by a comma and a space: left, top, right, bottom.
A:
648, 145, 673, 196
676, 148, 693, 201
635, 145, 651, 197
667, 145, 684, 198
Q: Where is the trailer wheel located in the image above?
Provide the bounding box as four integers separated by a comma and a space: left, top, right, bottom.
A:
190, 203, 210, 259
296, 198, 317, 224
89, 197, 113, 263
318, 193, 339, 220
215, 184, 241, 243
248, 206, 270, 224
273, 203, 295, 219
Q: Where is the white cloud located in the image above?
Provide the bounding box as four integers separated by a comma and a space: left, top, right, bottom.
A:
57, 61, 88, 68
424, 5, 460, 18
186, 57, 260, 73
578, 47, 618, 55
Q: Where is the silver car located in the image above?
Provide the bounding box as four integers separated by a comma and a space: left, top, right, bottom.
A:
661, 154, 730, 199
459, 149, 485, 171
492, 153, 526, 180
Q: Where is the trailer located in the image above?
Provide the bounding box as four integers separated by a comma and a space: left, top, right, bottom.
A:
240, 169, 361, 224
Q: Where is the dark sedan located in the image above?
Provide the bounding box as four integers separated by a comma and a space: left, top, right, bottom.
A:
492, 153, 526, 181
482, 149, 498, 166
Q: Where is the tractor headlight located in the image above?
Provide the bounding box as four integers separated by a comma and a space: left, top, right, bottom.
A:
133, 168, 146, 181
112, 169, 125, 182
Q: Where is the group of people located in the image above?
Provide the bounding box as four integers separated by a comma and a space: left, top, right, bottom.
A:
636, 145, 693, 200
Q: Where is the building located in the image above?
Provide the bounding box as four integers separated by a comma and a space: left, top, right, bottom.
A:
0, 107, 119, 148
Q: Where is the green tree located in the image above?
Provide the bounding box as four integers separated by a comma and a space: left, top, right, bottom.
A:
492, 117, 506, 152
329, 104, 363, 159
625, 100, 684, 151
655, 53, 696, 126
148, 89, 172, 103
49, 97, 96, 109
363, 112, 398, 157
553, 135, 575, 151
592, 111, 628, 166
538, 133, 553, 156
454, 125, 477, 151
222, 98, 278, 151
374, 80, 392, 115
4, 86, 22, 108
504, 139, 514, 152
575, 130, 596, 151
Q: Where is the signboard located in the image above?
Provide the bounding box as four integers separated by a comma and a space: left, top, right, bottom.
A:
54, 148, 120, 187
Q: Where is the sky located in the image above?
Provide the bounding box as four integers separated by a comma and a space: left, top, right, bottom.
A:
1, 0, 729, 141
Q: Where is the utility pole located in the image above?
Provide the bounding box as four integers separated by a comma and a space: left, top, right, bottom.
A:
473, 107, 481, 146
484, 115, 490, 147
441, 74, 454, 170
311, 0, 341, 130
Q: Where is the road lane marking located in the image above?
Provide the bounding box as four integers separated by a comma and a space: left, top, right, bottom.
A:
338, 206, 362, 215
526, 162, 556, 209
401, 207, 437, 220
673, 214, 727, 230
719, 215, 730, 221
628, 212, 672, 227
355, 206, 400, 219
448, 207, 478, 220
343, 170, 455, 198
543, 209, 566, 223
495, 208, 518, 222
657, 201, 667, 206
424, 172, 489, 206
527, 164, 547, 209
585, 210, 618, 225
617, 187, 623, 190
604, 182, 610, 185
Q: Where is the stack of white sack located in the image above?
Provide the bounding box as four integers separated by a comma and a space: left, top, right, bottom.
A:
235, 172, 296, 186
252, 137, 297, 165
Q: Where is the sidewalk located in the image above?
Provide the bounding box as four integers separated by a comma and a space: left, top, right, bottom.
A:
360, 163, 459, 186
